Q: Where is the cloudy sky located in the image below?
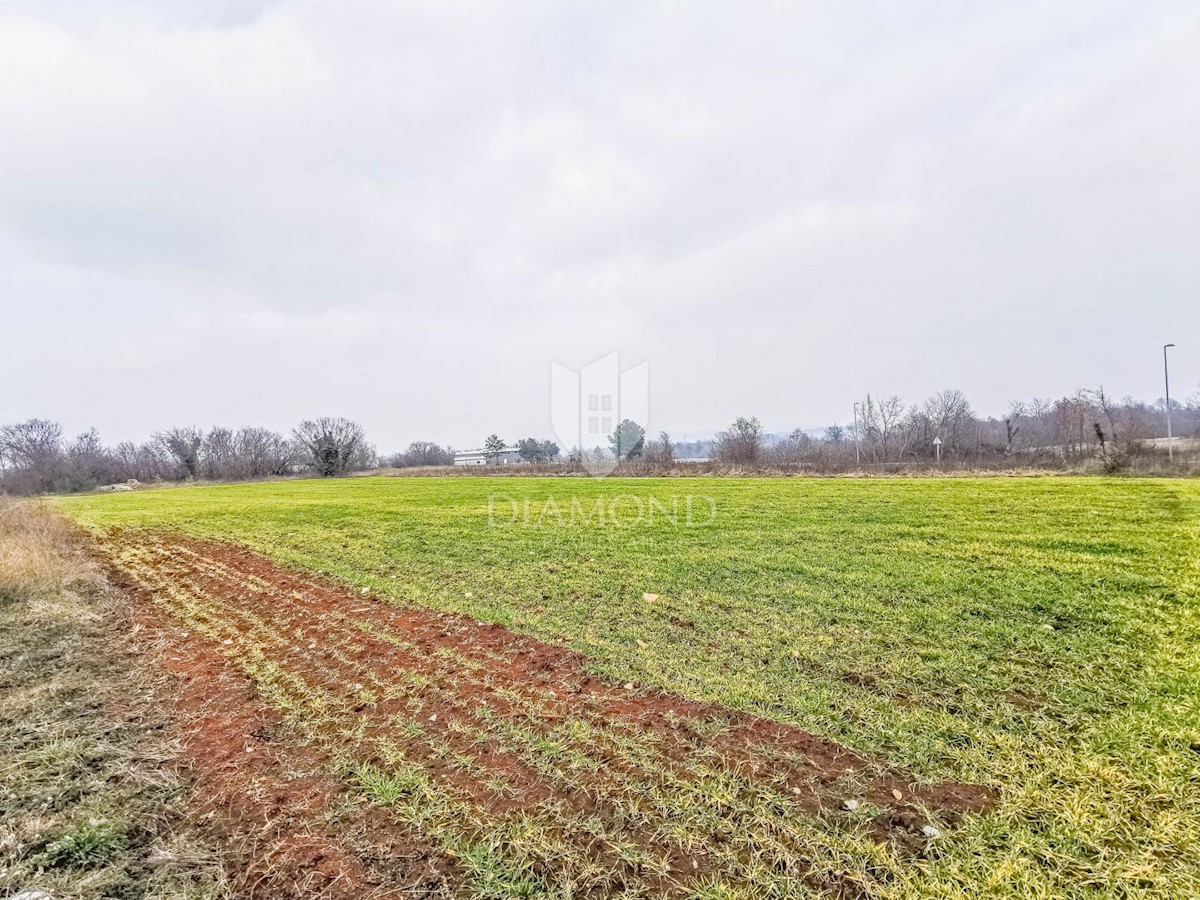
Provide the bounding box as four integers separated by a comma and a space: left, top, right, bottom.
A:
1, 1, 1197, 451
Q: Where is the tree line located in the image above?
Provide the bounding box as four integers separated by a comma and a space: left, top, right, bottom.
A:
526, 386, 1200, 472
4, 383, 1197, 493
712, 386, 1200, 471
0, 417, 376, 494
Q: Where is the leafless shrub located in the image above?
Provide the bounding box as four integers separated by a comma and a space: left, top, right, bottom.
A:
716, 416, 763, 464
766, 429, 814, 467
0, 419, 65, 493
643, 431, 676, 466
382, 441, 456, 467
0, 416, 347, 493
204, 426, 294, 479
237, 426, 296, 477
112, 440, 173, 483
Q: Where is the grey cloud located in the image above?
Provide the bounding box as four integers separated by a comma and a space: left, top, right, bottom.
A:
1, 1, 1197, 450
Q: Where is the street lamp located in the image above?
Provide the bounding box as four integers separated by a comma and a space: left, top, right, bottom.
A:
1164, 343, 1176, 461
852, 402, 861, 466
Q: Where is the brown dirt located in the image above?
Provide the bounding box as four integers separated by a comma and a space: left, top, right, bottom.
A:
123, 585, 460, 898
99, 529, 999, 896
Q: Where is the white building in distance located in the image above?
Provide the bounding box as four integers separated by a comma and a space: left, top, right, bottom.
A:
453, 446, 523, 466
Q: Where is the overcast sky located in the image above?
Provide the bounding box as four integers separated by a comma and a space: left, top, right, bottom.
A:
2, 1, 1197, 451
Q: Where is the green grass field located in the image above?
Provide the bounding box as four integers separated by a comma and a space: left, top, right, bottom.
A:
60, 476, 1200, 898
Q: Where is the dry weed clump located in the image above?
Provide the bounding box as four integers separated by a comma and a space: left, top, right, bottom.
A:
0, 499, 100, 603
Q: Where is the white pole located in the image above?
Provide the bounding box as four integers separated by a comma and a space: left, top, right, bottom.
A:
1164, 343, 1175, 461
852, 403, 861, 466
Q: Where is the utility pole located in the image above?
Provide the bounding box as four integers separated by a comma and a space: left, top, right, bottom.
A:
1164, 343, 1176, 461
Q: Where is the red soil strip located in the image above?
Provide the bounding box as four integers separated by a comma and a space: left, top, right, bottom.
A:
100, 530, 999, 895
180, 537, 994, 806
123, 588, 460, 898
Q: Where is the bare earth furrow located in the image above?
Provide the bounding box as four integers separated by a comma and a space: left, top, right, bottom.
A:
96, 529, 998, 898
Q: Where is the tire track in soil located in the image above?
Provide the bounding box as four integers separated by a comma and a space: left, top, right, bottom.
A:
100, 529, 998, 897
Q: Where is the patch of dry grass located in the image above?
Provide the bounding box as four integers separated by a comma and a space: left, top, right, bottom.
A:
0, 500, 95, 604
0, 500, 228, 899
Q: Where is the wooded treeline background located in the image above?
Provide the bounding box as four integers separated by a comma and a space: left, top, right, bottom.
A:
0, 417, 376, 494
753, 387, 1199, 470
3, 385, 1199, 494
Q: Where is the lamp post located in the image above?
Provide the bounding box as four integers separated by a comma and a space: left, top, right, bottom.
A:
1164, 343, 1176, 461
852, 402, 861, 466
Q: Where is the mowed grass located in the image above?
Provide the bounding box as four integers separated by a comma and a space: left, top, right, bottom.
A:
60, 476, 1200, 898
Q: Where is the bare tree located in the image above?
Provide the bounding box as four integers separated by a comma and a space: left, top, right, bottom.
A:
716, 416, 763, 464
237, 427, 295, 477
0, 418, 63, 470
397, 441, 454, 467
771, 428, 814, 466
1050, 390, 1099, 459
643, 430, 675, 465
201, 427, 237, 479
65, 428, 118, 489
111, 440, 171, 483
348, 438, 377, 472
860, 395, 908, 461
293, 417, 369, 477
0, 419, 65, 493
1004, 401, 1026, 454
922, 389, 975, 456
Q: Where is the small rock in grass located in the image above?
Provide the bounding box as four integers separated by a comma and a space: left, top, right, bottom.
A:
636, 639, 648, 649
843, 799, 859, 811
643, 593, 659, 603
624, 682, 635, 691
1042, 624, 1055, 631
892, 788, 904, 801
922, 824, 942, 838
790, 787, 802, 796
465, 591, 473, 598
361, 587, 370, 595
